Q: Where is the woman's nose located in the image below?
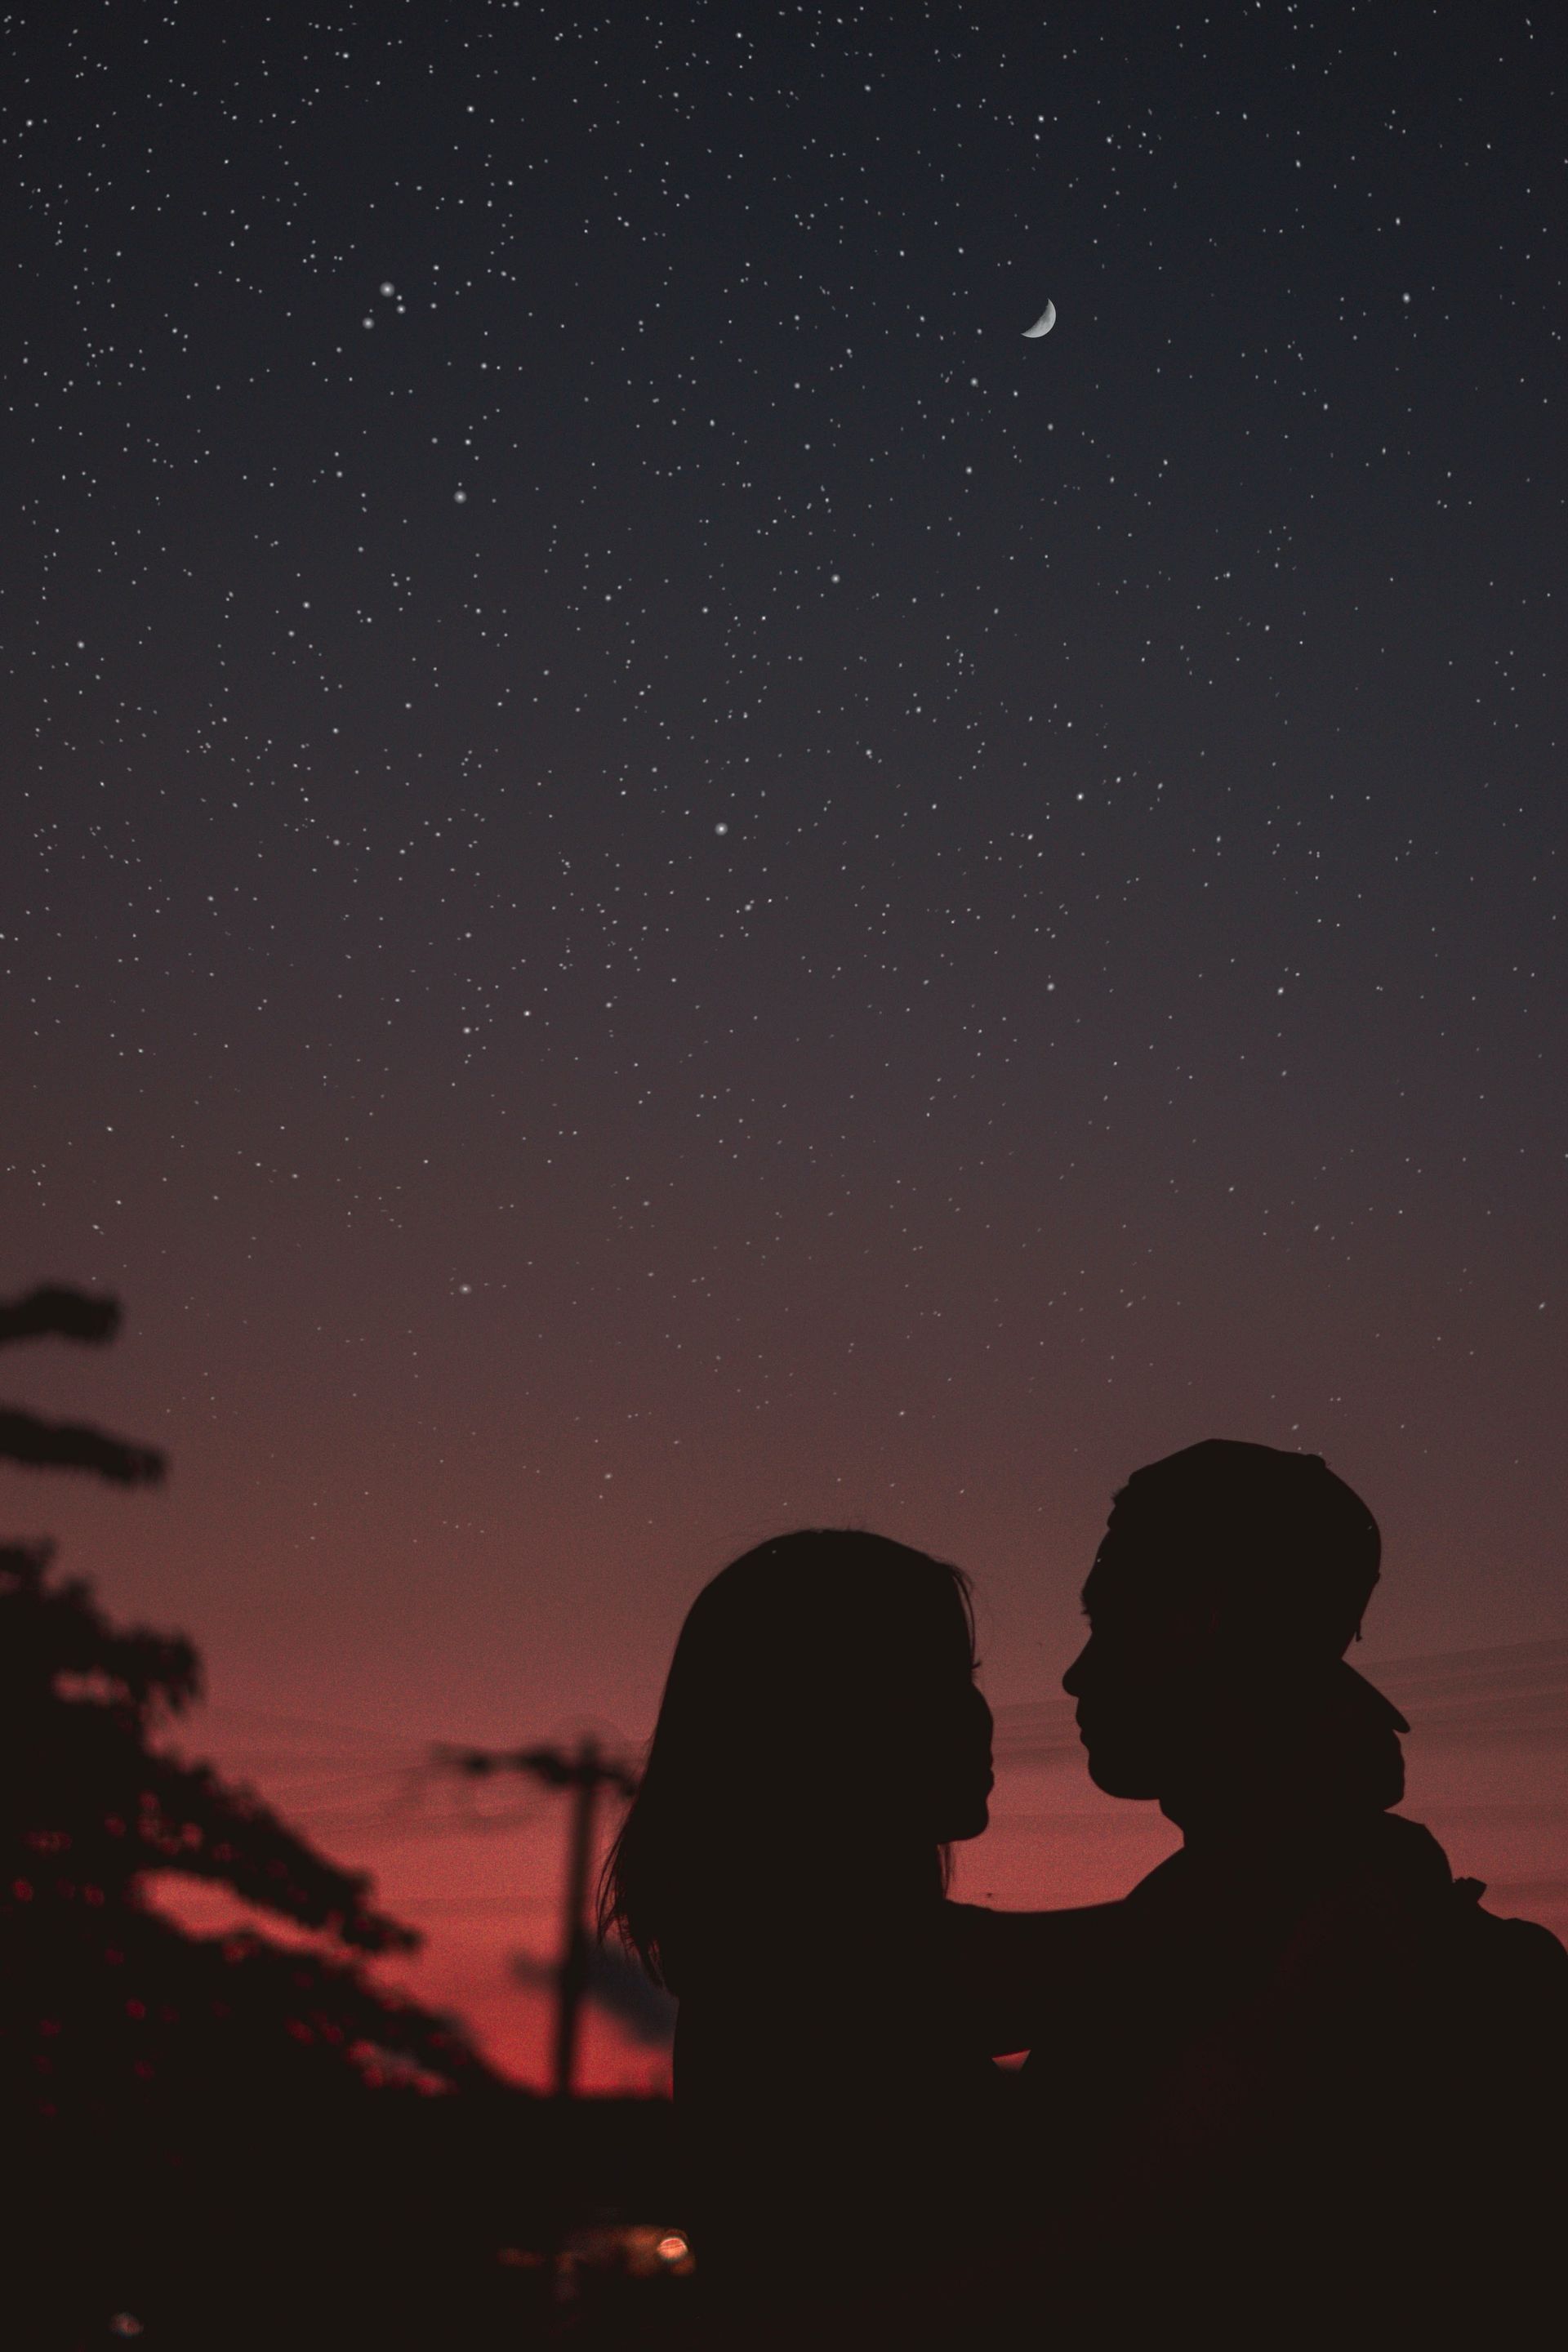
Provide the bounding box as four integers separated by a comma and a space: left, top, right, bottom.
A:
1062, 1638, 1093, 1697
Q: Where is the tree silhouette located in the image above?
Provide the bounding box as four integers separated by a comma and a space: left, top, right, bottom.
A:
0, 1537, 497, 2129
2, 1287, 508, 2348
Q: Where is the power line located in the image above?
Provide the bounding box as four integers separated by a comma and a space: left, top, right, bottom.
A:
192, 1702, 419, 1749
393, 1894, 558, 1918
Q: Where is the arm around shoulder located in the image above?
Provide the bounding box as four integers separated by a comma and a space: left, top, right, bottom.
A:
937, 1898, 1129, 2056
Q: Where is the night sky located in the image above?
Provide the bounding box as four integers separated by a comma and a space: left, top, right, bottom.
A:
5, 3, 1565, 2086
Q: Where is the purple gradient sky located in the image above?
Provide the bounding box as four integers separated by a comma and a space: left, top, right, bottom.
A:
4, 3, 1565, 2081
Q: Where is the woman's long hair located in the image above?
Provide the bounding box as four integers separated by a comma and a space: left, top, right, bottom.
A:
599, 1528, 977, 1992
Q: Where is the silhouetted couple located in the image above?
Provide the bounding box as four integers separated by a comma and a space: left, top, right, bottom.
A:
602, 1441, 1567, 2347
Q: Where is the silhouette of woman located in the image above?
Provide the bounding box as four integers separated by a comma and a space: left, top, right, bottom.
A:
601, 1528, 1108, 2336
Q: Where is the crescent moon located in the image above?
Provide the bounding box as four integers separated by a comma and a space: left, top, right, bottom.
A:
1023, 301, 1057, 339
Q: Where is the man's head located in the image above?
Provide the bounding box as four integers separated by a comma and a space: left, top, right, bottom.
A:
1062, 1440, 1382, 1805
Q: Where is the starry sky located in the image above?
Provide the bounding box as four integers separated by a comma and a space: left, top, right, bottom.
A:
4, 3, 1565, 2087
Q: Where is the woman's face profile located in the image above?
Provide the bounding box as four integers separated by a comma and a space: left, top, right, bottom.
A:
925, 1649, 995, 1845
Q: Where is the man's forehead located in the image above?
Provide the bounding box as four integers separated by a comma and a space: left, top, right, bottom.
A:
1080, 1547, 1135, 1614
1082, 1519, 1196, 1613
1090, 1507, 1166, 1570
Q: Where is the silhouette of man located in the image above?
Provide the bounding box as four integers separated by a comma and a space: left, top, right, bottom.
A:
1022, 1440, 1567, 2348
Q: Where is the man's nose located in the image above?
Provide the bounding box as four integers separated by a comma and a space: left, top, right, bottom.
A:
1062, 1638, 1092, 1697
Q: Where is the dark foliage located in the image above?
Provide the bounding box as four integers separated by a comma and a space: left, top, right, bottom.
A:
0, 1285, 122, 1347
0, 1286, 541, 2350
0, 1284, 166, 1486
0, 1534, 492, 2139
0, 1406, 166, 1486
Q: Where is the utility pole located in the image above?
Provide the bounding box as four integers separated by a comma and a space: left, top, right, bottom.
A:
435, 1735, 637, 2098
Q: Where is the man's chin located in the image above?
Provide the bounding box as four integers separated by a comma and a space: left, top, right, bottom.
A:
1084, 1749, 1161, 1801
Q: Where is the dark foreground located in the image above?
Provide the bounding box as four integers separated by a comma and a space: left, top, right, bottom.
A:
20, 2091, 697, 2352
